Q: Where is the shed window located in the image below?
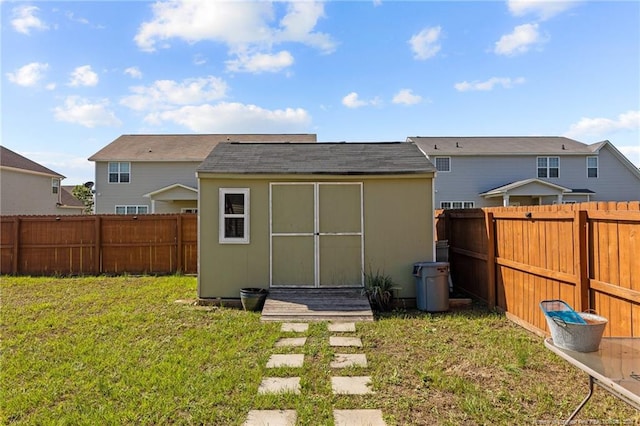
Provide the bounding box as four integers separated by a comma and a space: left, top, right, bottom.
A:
434, 157, 451, 172
587, 156, 598, 178
220, 188, 249, 243
537, 157, 559, 178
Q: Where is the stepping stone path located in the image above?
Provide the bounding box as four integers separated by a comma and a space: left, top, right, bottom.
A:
244, 321, 386, 426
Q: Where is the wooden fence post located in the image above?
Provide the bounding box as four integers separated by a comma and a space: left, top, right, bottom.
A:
485, 210, 496, 310
94, 216, 101, 274
12, 217, 20, 275
176, 214, 183, 273
574, 210, 589, 311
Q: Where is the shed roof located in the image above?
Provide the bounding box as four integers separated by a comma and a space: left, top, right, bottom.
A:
408, 136, 597, 155
198, 142, 436, 175
88, 134, 317, 162
0, 146, 64, 178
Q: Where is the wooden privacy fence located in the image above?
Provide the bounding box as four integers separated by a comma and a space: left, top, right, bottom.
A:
0, 214, 197, 275
436, 201, 640, 337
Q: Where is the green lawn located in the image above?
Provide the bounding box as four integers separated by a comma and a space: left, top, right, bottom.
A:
1, 276, 637, 425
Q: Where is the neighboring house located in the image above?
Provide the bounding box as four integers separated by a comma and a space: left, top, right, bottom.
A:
88, 134, 317, 214
196, 142, 436, 301
61, 185, 89, 214
0, 146, 83, 215
408, 137, 640, 208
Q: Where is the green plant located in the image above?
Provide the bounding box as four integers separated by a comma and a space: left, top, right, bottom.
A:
362, 269, 397, 311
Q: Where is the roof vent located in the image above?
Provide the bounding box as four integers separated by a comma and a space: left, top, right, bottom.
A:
562, 144, 566, 150
456, 142, 460, 148
434, 144, 438, 150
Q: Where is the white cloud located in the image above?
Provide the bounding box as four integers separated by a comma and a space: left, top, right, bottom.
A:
69, 65, 99, 87
565, 110, 640, 139
342, 92, 378, 108
193, 54, 207, 66
454, 77, 526, 92
53, 96, 121, 128
134, 0, 335, 72
6, 62, 49, 87
392, 89, 422, 105
121, 76, 228, 111
409, 26, 442, 60
144, 102, 311, 133
494, 23, 544, 56
226, 51, 294, 73
11, 5, 49, 34
274, 2, 335, 53
507, 0, 579, 20
124, 67, 143, 79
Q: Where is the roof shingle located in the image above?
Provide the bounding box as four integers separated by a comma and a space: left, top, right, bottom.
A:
0, 146, 64, 177
89, 134, 317, 162
197, 142, 436, 175
408, 136, 598, 155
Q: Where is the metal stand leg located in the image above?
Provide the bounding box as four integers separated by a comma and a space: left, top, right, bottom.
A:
564, 376, 594, 425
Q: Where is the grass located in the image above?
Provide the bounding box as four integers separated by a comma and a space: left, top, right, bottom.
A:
1, 276, 638, 425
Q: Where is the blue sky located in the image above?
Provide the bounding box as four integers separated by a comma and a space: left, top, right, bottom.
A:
2, 0, 639, 185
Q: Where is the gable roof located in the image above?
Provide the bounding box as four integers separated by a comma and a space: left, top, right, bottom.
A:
408, 136, 595, 156
88, 134, 317, 162
197, 142, 436, 175
60, 186, 86, 209
480, 179, 572, 196
0, 146, 64, 178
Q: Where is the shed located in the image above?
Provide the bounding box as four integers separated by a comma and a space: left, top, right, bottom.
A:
196, 142, 437, 302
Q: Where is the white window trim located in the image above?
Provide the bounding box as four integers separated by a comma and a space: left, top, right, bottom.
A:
440, 201, 474, 209
433, 156, 451, 173
219, 188, 250, 244
115, 205, 148, 215
537, 156, 560, 178
587, 156, 599, 178
108, 161, 131, 184
52, 178, 60, 194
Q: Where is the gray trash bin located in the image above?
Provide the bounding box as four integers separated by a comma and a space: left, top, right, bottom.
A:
412, 262, 450, 312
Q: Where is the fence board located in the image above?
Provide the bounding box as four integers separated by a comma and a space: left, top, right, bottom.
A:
0, 214, 197, 275
439, 201, 640, 338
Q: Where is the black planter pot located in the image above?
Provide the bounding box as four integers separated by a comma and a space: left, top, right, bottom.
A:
240, 288, 268, 311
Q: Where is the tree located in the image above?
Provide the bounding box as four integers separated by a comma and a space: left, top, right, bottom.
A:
72, 184, 94, 214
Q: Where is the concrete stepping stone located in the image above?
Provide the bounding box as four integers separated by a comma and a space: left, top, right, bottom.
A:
331, 353, 367, 368
266, 354, 304, 368
244, 409, 297, 426
281, 323, 309, 332
331, 376, 372, 395
329, 336, 362, 347
274, 337, 307, 347
258, 377, 301, 394
334, 409, 386, 426
328, 322, 356, 332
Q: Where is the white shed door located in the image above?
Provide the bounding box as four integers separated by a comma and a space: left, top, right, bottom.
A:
270, 183, 363, 288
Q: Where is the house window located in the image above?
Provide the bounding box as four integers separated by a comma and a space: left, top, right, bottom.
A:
52, 178, 60, 194
220, 188, 249, 243
108, 162, 130, 183
440, 201, 474, 209
434, 157, 451, 172
587, 156, 598, 178
115, 205, 148, 214
537, 156, 559, 178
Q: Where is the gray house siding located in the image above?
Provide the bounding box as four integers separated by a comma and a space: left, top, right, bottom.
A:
0, 169, 65, 215
93, 161, 199, 214
430, 149, 640, 208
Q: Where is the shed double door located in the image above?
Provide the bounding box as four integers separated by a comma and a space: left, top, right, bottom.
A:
270, 182, 363, 288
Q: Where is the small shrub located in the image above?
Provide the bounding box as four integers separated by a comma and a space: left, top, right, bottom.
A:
362, 269, 397, 311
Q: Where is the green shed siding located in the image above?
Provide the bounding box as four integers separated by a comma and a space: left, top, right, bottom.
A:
197, 174, 434, 299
